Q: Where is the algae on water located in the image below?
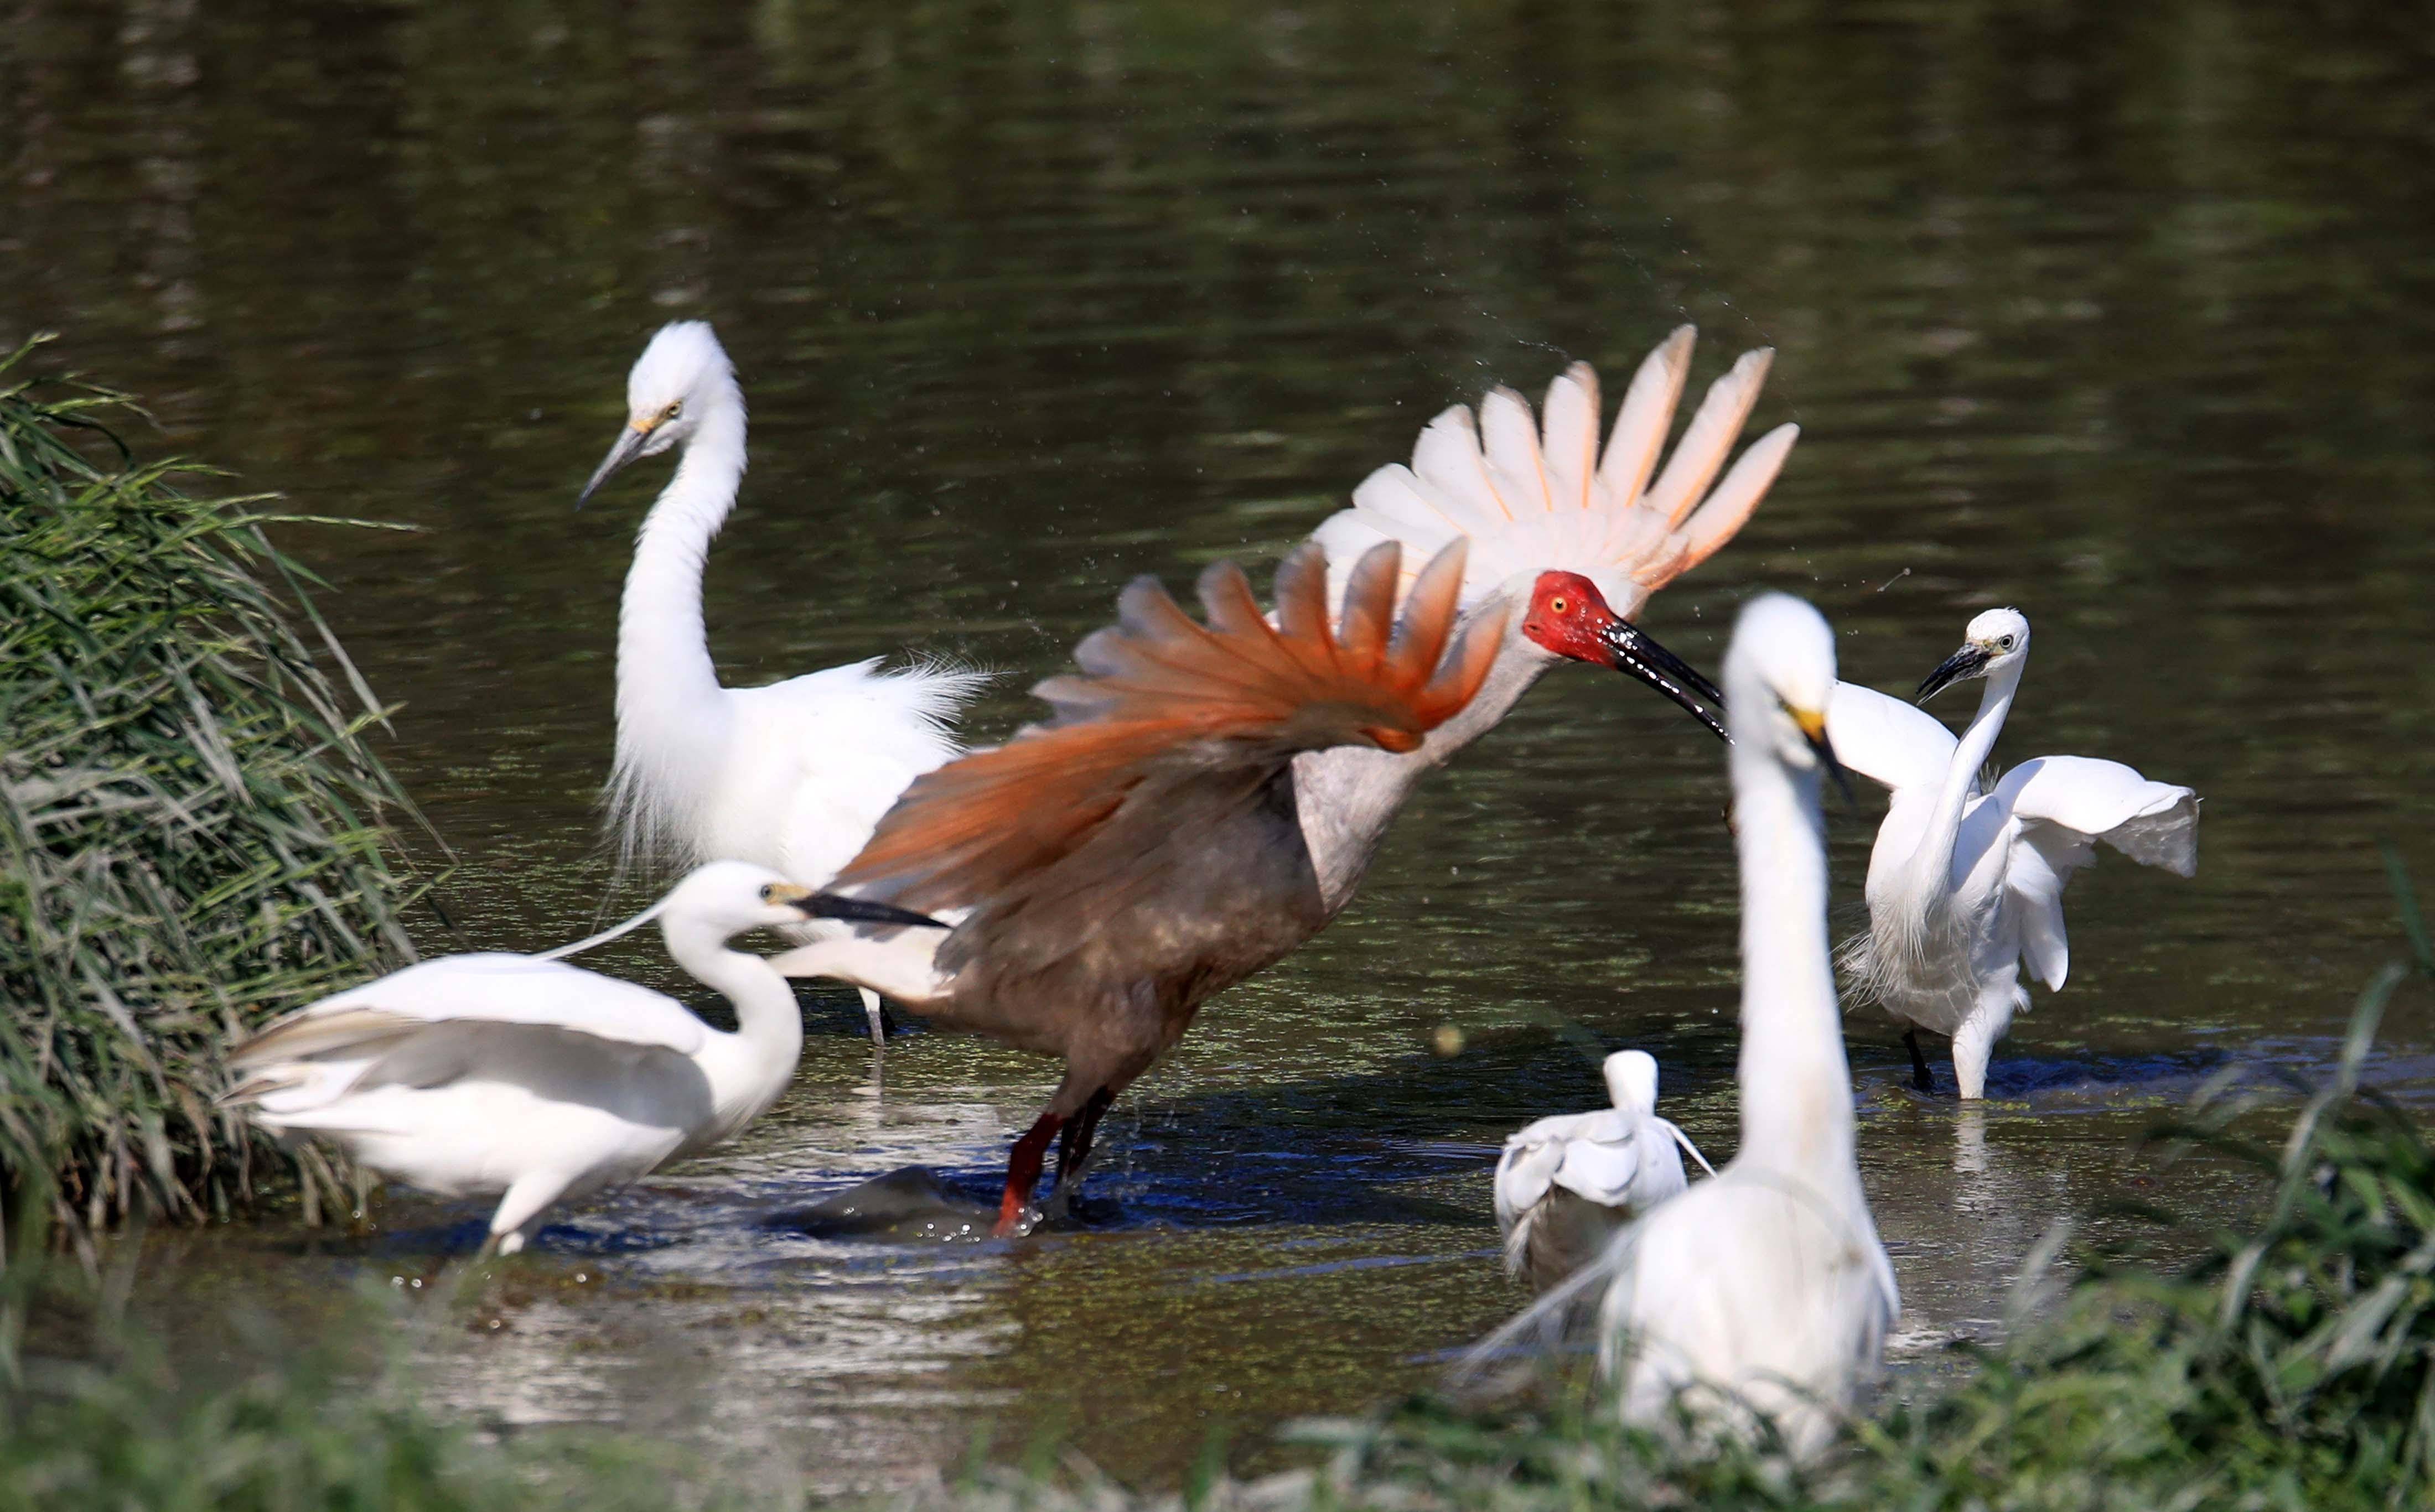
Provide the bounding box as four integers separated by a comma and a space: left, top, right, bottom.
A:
0, 335, 432, 1243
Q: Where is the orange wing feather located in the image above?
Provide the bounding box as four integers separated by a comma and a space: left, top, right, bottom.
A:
838, 539, 1496, 912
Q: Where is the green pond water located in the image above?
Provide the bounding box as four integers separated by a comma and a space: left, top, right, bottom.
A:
6, 0, 2435, 1496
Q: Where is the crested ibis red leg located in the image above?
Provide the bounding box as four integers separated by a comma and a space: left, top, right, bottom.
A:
994, 1087, 1118, 1238
996, 1111, 1065, 1236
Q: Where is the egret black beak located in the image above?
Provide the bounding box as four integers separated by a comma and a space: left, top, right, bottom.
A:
1916, 642, 1992, 704
801, 892, 950, 930
1597, 619, 1729, 743
576, 420, 657, 508
1790, 706, 1856, 807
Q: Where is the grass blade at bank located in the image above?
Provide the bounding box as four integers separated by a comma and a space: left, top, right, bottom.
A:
0, 336, 434, 1245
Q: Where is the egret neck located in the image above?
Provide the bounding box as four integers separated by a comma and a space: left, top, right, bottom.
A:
613, 392, 746, 859
1906, 651, 2023, 910
659, 908, 802, 1151
1729, 686, 1856, 1187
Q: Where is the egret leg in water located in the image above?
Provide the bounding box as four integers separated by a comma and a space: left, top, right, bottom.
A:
1905, 1027, 1936, 1092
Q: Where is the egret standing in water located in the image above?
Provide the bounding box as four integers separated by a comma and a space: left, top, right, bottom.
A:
221, 864, 940, 1256
577, 323, 984, 1052
1591, 595, 1897, 1461
1828, 609, 2199, 1099
1493, 1049, 1712, 1293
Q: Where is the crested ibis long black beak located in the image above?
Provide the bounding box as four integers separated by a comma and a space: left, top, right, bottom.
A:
801, 892, 950, 930
577, 420, 658, 508
1789, 704, 1857, 807
1916, 642, 1993, 704
1596, 618, 1729, 743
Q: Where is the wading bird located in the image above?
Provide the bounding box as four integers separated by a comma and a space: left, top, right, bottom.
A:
577, 323, 984, 1051
1591, 595, 1897, 1459
778, 536, 1731, 1235
1493, 1049, 1713, 1293
221, 863, 937, 1256
1828, 609, 2199, 1099
774, 331, 1790, 1234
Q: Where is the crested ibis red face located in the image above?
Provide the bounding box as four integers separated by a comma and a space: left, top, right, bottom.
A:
1520, 571, 1729, 741
1519, 571, 1618, 662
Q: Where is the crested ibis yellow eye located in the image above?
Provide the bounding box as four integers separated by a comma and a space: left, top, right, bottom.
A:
1550, 596, 1569, 615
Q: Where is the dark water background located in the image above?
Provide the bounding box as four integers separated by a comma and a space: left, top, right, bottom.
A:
6, 0, 2435, 1495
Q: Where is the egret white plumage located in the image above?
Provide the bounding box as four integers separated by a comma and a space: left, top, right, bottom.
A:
220, 862, 939, 1256
1493, 1049, 1712, 1293
1586, 594, 1897, 1460
1828, 608, 2199, 1099
578, 322, 985, 1051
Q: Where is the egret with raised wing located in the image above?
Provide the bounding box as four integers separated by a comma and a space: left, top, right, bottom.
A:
1828, 609, 2199, 1099
578, 322, 985, 1052
1494, 1048, 1713, 1293
221, 862, 939, 1256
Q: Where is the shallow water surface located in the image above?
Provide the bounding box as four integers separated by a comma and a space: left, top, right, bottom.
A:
9, 0, 2435, 1495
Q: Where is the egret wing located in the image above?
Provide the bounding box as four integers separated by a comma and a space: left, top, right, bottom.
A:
728, 658, 985, 888
2000, 827, 2075, 991
1990, 755, 2195, 992
835, 539, 1499, 915
231, 953, 708, 1071
1827, 680, 1959, 796
1494, 1136, 1568, 1229
1997, 756, 2199, 876
1310, 331, 1796, 620
1552, 1132, 1644, 1207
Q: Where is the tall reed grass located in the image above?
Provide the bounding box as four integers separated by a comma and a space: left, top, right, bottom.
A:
0, 336, 432, 1247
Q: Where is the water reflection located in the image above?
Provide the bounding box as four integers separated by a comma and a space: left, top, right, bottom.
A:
12, 0, 2435, 1493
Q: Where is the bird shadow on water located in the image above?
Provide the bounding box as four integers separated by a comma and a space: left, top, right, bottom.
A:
759, 1036, 1650, 1249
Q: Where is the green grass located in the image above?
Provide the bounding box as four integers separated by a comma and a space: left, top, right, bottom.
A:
0, 335, 436, 1247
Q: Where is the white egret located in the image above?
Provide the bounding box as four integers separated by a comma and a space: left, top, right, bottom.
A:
220, 862, 940, 1256
577, 322, 985, 1051
1828, 608, 2199, 1099
1493, 1048, 1713, 1292
1588, 594, 1897, 1460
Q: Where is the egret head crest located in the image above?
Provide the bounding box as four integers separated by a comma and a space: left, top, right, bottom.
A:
577, 321, 743, 506
1918, 607, 2029, 703
1724, 594, 1844, 787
